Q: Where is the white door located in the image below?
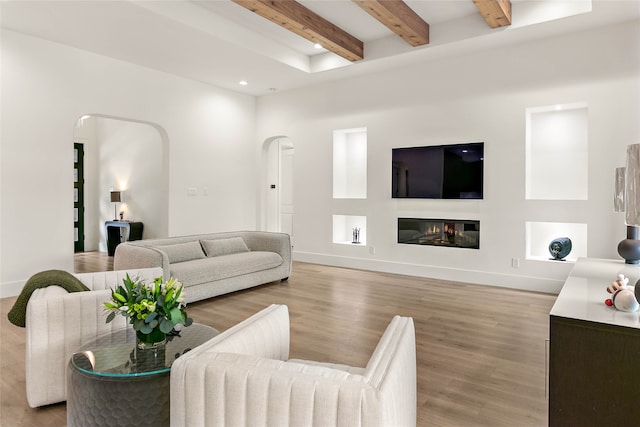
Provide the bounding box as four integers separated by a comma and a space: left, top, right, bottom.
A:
265, 138, 294, 239
266, 140, 280, 232
280, 144, 294, 238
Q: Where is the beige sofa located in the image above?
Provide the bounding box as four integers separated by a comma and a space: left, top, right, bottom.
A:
113, 231, 291, 303
170, 304, 417, 426
25, 267, 163, 407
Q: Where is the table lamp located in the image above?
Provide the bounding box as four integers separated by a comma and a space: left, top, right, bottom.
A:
110, 191, 122, 221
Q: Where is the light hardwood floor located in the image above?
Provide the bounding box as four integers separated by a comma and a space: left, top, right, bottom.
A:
73, 250, 114, 273
1, 252, 555, 426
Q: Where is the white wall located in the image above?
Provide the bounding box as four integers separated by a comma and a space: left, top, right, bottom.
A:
94, 117, 166, 251
0, 29, 257, 296
256, 20, 640, 293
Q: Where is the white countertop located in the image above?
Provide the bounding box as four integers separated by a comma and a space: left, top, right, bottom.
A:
550, 257, 640, 329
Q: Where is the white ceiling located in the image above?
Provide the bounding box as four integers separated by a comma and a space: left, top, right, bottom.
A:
1, 1, 638, 96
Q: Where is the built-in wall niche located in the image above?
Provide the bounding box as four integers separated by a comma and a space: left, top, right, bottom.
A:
526, 221, 587, 262
333, 127, 367, 199
526, 103, 588, 200
398, 218, 480, 249
333, 215, 366, 245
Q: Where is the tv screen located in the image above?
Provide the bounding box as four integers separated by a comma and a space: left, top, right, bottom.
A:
392, 142, 484, 199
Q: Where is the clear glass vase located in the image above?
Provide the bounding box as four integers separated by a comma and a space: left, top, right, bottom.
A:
136, 327, 167, 350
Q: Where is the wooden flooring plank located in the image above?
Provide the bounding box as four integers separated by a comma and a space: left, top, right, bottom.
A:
0, 252, 555, 426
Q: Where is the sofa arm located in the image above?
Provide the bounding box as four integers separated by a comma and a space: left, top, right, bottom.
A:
113, 243, 169, 279
242, 232, 292, 274
171, 304, 290, 424
363, 316, 417, 427
25, 288, 129, 407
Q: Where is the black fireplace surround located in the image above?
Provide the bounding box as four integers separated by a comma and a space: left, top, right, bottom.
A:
397, 218, 480, 249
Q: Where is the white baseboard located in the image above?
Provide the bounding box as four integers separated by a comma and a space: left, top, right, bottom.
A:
293, 251, 564, 294
0, 280, 26, 298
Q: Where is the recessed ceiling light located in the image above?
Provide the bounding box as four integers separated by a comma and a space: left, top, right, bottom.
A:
314, 43, 322, 49
239, 80, 248, 86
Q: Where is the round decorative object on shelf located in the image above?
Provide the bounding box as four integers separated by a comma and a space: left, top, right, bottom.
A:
634, 279, 640, 307
549, 237, 572, 261
613, 287, 639, 312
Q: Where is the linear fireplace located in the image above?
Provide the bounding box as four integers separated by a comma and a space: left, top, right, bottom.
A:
397, 218, 480, 249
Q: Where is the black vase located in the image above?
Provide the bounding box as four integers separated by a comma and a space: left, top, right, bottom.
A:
617, 225, 640, 264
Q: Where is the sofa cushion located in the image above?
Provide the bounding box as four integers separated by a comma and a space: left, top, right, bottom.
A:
157, 241, 205, 264
169, 251, 283, 286
200, 237, 249, 257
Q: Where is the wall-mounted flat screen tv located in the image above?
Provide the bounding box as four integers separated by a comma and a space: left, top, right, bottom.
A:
392, 142, 484, 199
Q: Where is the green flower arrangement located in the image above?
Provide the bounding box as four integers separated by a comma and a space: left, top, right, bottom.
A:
104, 275, 193, 340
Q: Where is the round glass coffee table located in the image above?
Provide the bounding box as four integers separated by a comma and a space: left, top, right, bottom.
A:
67, 323, 218, 427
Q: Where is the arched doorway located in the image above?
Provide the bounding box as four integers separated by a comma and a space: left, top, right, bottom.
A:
73, 115, 169, 255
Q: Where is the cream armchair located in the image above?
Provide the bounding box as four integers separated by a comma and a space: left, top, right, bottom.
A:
170, 304, 416, 427
25, 267, 162, 408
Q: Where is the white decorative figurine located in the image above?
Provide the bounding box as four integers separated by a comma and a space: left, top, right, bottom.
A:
605, 274, 639, 312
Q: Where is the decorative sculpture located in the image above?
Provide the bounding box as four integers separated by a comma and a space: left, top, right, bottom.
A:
604, 274, 639, 312
352, 227, 360, 244
549, 237, 572, 261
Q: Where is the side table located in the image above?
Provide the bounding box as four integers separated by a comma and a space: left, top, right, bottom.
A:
105, 221, 143, 256
67, 323, 218, 427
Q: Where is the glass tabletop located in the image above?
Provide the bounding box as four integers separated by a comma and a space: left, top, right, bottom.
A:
70, 323, 218, 378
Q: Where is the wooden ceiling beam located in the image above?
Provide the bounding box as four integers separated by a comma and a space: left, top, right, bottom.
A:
231, 0, 364, 62
352, 0, 429, 47
472, 0, 512, 28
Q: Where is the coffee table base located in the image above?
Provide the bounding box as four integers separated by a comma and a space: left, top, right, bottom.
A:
67, 361, 170, 427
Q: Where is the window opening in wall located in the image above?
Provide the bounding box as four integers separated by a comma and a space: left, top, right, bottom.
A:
333, 127, 367, 199
526, 103, 588, 200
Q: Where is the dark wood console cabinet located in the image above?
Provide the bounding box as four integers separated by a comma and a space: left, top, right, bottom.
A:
549, 258, 640, 427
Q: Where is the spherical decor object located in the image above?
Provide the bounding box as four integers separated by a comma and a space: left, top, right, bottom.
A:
613, 288, 639, 312
549, 237, 572, 261
634, 278, 640, 306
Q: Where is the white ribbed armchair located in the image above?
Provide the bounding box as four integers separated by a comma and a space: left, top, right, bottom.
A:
24, 267, 162, 408
170, 304, 416, 427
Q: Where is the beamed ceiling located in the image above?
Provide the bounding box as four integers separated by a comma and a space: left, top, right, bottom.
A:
1, 1, 637, 95
231, 0, 512, 62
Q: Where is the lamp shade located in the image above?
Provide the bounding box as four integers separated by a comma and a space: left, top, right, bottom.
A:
614, 167, 626, 213
625, 144, 640, 226
110, 191, 122, 203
